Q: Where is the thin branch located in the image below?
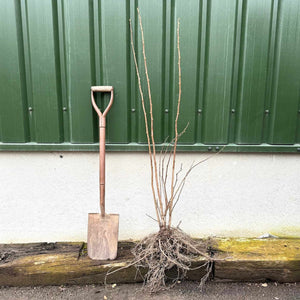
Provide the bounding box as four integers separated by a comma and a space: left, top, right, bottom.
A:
161, 122, 189, 171
161, 122, 190, 218
161, 123, 188, 220
146, 214, 159, 223
171, 146, 226, 212
137, 8, 164, 226
159, 136, 169, 208
173, 163, 183, 191
171, 174, 187, 213
129, 19, 161, 225
168, 19, 182, 228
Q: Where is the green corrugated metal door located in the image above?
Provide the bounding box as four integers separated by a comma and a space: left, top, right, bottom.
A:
1, 0, 300, 152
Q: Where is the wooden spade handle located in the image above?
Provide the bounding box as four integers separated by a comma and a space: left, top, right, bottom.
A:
99, 126, 106, 217
91, 86, 114, 120
90, 86, 114, 217
91, 86, 113, 92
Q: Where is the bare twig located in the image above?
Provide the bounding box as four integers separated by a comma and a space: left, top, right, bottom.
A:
168, 19, 182, 228
160, 122, 190, 219
171, 146, 225, 212
158, 136, 169, 207
173, 163, 183, 191
137, 9, 165, 227
128, 12, 220, 293
129, 19, 161, 225
160, 121, 189, 160
146, 214, 159, 223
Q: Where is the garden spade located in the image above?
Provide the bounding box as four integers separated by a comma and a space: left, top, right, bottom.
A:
88, 86, 119, 260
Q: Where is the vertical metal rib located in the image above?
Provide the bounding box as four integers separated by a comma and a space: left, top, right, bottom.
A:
20, 0, 35, 142
57, 0, 70, 142
195, 0, 207, 143
262, 0, 279, 143
14, 0, 30, 142
228, 0, 244, 144
200, 0, 211, 144
52, 0, 64, 142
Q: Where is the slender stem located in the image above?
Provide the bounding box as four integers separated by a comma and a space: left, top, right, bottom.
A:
129, 19, 161, 226
171, 148, 225, 213
168, 19, 181, 228
137, 8, 165, 227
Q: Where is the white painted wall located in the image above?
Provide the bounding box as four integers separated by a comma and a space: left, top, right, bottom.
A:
0, 152, 299, 243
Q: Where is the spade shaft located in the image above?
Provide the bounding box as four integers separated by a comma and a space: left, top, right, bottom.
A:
88, 86, 119, 260
91, 86, 114, 216
99, 123, 106, 217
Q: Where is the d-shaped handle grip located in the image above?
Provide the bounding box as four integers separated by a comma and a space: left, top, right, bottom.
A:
91, 86, 114, 120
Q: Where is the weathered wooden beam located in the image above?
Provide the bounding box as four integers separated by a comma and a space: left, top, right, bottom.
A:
214, 238, 300, 283
0, 238, 299, 286
0, 242, 138, 286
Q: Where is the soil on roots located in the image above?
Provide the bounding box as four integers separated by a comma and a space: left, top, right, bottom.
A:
131, 227, 213, 293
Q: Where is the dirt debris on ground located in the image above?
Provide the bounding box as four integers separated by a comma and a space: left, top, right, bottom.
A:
0, 282, 299, 300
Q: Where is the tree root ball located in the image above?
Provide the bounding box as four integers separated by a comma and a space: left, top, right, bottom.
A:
131, 227, 213, 293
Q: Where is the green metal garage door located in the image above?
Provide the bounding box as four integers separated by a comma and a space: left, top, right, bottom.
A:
1, 0, 300, 152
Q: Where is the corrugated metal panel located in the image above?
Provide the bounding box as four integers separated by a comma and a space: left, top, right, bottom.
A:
1, 0, 300, 152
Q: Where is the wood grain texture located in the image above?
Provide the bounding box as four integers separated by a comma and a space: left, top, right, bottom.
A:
0, 238, 299, 287
214, 238, 300, 282
87, 213, 119, 260
0, 241, 136, 286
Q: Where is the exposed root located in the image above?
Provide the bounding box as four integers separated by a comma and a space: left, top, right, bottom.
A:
126, 9, 218, 294
131, 227, 213, 293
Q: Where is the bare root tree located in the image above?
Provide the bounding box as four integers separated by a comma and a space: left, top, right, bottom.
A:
126, 8, 218, 293
130, 9, 211, 231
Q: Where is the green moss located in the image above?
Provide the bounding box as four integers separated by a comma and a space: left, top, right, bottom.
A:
216, 238, 300, 261
270, 226, 300, 239
1, 239, 299, 286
